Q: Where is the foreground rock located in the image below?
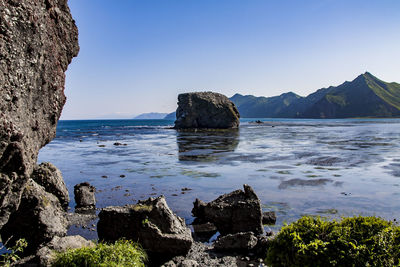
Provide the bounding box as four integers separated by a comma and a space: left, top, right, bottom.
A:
192, 220, 218, 242
174, 92, 240, 129
0, 179, 68, 253
0, 0, 79, 229
162, 241, 267, 267
32, 162, 69, 210
192, 184, 263, 235
74, 182, 96, 211
36, 235, 94, 266
214, 232, 258, 252
98, 196, 193, 256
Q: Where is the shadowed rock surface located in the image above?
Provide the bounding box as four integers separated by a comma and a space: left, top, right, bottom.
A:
0, 179, 68, 254
0, 0, 79, 228
192, 184, 263, 235
214, 232, 258, 252
262, 211, 277, 225
97, 196, 193, 256
174, 92, 240, 129
32, 162, 69, 210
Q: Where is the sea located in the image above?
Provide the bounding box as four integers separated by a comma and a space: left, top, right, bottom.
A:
37, 118, 400, 240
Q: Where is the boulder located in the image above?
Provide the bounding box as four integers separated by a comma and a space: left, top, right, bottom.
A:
36, 235, 94, 266
32, 162, 69, 210
0, 179, 68, 254
192, 219, 217, 242
174, 92, 240, 129
74, 182, 96, 211
213, 232, 258, 252
0, 0, 79, 229
97, 196, 193, 256
262, 211, 277, 225
192, 184, 263, 235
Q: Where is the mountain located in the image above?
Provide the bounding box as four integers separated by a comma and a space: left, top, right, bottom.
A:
230, 72, 400, 118
163, 112, 176, 120
133, 112, 168, 119
230, 92, 302, 118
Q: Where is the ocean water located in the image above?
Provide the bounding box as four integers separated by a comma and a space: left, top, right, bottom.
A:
38, 118, 400, 239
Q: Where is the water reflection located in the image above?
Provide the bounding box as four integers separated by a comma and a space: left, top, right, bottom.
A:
176, 129, 239, 162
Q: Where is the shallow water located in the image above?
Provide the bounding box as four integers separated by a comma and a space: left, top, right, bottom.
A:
38, 118, 400, 239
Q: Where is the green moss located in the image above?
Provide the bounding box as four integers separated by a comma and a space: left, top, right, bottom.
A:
41, 195, 50, 207
53, 239, 147, 267
266, 216, 400, 266
131, 204, 153, 212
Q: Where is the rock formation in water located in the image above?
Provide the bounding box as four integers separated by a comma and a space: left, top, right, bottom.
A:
74, 182, 96, 212
0, 0, 79, 248
174, 92, 240, 129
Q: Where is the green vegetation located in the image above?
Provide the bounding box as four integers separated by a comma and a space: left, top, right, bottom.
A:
326, 94, 347, 106
0, 238, 27, 267
266, 216, 400, 266
53, 239, 147, 267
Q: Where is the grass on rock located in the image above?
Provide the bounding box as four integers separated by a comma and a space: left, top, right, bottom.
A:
53, 239, 147, 267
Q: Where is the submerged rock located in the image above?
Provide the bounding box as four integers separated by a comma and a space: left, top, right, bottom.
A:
32, 162, 69, 210
0, 0, 79, 229
174, 92, 240, 129
74, 182, 96, 211
97, 196, 193, 256
192, 184, 263, 235
0, 179, 68, 253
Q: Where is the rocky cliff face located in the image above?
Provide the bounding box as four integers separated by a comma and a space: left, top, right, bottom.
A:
174, 92, 240, 129
0, 0, 79, 228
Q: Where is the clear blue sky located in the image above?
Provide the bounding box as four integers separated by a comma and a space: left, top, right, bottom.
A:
62, 0, 400, 119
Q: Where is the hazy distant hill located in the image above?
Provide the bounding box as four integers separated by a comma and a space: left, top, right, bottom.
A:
133, 112, 168, 119
230, 72, 400, 118
163, 112, 176, 120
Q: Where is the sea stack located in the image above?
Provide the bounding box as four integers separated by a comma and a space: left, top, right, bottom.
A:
174, 92, 240, 129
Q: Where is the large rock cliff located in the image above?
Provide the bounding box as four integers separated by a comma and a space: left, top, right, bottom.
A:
0, 0, 79, 228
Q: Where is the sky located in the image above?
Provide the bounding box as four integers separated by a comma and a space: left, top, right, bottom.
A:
62, 0, 400, 119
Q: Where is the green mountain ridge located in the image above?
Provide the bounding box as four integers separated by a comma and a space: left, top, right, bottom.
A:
230, 72, 400, 118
